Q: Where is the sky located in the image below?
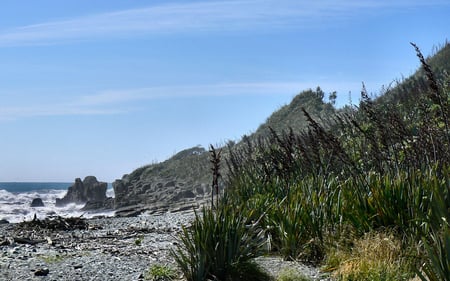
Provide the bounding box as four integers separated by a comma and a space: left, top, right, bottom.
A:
0, 0, 448, 182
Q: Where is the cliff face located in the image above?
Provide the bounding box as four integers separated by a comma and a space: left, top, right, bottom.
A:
113, 146, 211, 211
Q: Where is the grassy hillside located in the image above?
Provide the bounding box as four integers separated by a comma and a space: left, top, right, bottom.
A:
253, 87, 335, 138
129, 146, 210, 184
171, 43, 450, 281
115, 85, 337, 207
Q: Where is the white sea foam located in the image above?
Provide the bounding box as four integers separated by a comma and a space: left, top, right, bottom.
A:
0, 188, 115, 223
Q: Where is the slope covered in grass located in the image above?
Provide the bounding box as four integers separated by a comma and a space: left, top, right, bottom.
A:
172, 42, 450, 281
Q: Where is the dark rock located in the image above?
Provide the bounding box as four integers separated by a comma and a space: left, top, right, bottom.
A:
0, 219, 9, 224
81, 201, 105, 211
115, 205, 146, 217
56, 176, 107, 207
30, 198, 45, 207
112, 179, 128, 208
81, 197, 114, 211
171, 190, 196, 202
34, 268, 49, 276
164, 181, 176, 187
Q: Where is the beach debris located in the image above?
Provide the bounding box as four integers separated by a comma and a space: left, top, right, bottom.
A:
17, 216, 89, 231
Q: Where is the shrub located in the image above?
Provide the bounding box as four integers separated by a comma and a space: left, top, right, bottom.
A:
170, 203, 272, 281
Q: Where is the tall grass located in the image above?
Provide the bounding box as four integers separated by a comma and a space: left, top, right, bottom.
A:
329, 231, 413, 281
171, 43, 450, 280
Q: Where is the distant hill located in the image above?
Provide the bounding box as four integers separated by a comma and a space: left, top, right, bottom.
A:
111, 42, 450, 213
253, 87, 335, 138
112, 88, 335, 212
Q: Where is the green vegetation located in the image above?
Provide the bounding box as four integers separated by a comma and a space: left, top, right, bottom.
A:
417, 224, 450, 281
145, 264, 177, 281
170, 202, 272, 281
39, 254, 65, 264
326, 231, 412, 280
254, 87, 335, 138
127, 145, 210, 185
276, 268, 312, 281
135, 235, 144, 246
169, 43, 450, 280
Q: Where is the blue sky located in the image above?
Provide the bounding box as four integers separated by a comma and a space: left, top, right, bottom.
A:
0, 0, 448, 182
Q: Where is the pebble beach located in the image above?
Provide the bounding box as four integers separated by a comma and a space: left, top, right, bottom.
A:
0, 211, 330, 281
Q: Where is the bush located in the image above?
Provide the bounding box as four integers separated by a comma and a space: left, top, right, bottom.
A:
170, 203, 272, 281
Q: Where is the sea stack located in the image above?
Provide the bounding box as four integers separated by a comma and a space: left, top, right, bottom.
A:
56, 176, 107, 207
30, 198, 45, 207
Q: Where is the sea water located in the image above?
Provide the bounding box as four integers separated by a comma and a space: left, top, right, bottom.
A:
0, 182, 115, 223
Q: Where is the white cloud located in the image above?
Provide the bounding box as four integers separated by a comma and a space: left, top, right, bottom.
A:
0, 81, 364, 120
79, 81, 361, 103
0, 104, 124, 121
0, 0, 447, 46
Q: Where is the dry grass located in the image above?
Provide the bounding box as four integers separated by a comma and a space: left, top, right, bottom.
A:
329, 231, 412, 281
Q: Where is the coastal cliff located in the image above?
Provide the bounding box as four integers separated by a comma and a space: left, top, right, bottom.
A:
113, 146, 211, 214
111, 88, 334, 214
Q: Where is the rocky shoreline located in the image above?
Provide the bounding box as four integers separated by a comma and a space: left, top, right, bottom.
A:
0, 211, 331, 281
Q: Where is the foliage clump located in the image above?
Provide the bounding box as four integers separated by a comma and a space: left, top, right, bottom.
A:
170, 199, 272, 281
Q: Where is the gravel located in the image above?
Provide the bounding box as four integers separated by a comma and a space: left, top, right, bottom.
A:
0, 211, 332, 281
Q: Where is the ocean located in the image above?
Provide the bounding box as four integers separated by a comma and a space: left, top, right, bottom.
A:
0, 182, 115, 223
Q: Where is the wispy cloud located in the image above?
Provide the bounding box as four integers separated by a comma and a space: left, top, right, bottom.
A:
0, 103, 125, 121
0, 0, 447, 46
0, 81, 363, 120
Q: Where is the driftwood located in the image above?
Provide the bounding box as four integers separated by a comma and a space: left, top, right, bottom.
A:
0, 237, 46, 246
17, 216, 89, 231
13, 237, 47, 245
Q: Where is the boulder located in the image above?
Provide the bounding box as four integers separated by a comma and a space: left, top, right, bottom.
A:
0, 219, 9, 224
30, 198, 45, 207
56, 176, 107, 207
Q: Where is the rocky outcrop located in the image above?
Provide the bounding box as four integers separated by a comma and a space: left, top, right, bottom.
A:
112, 146, 212, 212
56, 176, 108, 207
81, 197, 114, 211
30, 198, 45, 207
113, 176, 211, 210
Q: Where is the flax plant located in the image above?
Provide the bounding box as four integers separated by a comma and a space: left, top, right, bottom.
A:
170, 200, 272, 281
